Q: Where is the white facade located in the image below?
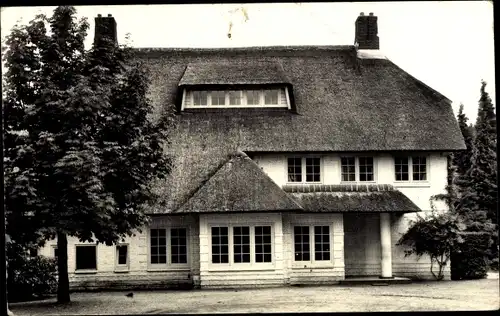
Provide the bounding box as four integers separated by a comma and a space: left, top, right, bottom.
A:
39, 152, 450, 289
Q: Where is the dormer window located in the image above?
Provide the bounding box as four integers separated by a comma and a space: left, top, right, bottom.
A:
183, 88, 290, 109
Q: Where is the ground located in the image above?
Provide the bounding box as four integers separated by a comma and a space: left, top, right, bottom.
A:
9, 275, 499, 314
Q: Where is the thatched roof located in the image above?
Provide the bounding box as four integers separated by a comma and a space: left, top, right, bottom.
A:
284, 184, 420, 213
133, 45, 465, 213
175, 151, 303, 213
178, 61, 290, 86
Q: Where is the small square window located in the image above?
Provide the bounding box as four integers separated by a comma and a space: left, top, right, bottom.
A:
229, 91, 242, 105
76, 245, 97, 270
341, 157, 356, 182
211, 91, 226, 106
264, 90, 279, 104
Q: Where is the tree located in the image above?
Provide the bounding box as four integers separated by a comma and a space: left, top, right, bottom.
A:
397, 211, 465, 280
453, 104, 475, 181
3, 6, 172, 303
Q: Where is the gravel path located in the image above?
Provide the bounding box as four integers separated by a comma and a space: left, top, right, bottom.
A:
9, 278, 499, 314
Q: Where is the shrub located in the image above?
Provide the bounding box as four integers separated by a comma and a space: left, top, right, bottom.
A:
397, 211, 464, 280
7, 242, 57, 302
451, 232, 491, 280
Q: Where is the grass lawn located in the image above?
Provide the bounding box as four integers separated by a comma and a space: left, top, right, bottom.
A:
9, 277, 499, 314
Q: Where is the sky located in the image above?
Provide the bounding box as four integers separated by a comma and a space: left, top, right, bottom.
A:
1, 2, 495, 123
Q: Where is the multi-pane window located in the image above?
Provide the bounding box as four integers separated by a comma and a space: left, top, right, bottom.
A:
287, 157, 302, 182
294, 225, 331, 263
211, 227, 229, 264
75, 245, 97, 270
394, 156, 427, 182
233, 226, 250, 263
395, 157, 409, 181
246, 90, 260, 105
211, 91, 226, 106
359, 157, 374, 181
412, 156, 427, 181
294, 226, 310, 261
171, 228, 188, 264
116, 245, 128, 266
341, 156, 375, 182
229, 91, 242, 105
341, 157, 356, 182
187, 89, 287, 108
287, 157, 321, 183
314, 226, 330, 261
210, 225, 273, 265
193, 91, 208, 106
255, 226, 272, 263
150, 229, 167, 264
264, 90, 279, 104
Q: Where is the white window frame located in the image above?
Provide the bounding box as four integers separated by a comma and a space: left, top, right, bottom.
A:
286, 156, 323, 184
208, 224, 275, 270
74, 244, 98, 273
340, 156, 376, 183
114, 243, 129, 272
292, 224, 333, 268
147, 227, 190, 270
183, 89, 289, 109
394, 156, 429, 183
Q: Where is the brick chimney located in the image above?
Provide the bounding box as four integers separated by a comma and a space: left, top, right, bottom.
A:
94, 14, 117, 46
354, 12, 379, 50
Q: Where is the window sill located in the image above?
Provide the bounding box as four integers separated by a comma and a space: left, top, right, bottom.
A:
146, 267, 190, 272
292, 264, 334, 270
74, 269, 98, 274
207, 266, 276, 272
113, 267, 130, 273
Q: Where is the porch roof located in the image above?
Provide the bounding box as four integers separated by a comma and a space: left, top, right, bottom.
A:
283, 184, 421, 213
174, 151, 304, 213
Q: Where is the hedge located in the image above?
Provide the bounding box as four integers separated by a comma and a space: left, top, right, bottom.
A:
450, 232, 490, 280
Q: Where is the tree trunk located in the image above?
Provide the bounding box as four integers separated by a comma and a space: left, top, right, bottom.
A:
57, 232, 70, 303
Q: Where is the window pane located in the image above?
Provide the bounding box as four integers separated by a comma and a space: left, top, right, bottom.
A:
412, 156, 427, 181
287, 157, 302, 182
264, 90, 279, 104
246, 90, 260, 105
151, 229, 167, 264
294, 226, 310, 261
76, 246, 97, 270
314, 226, 330, 261
171, 228, 187, 264
341, 157, 356, 182
54, 247, 59, 259
255, 226, 272, 263
233, 226, 251, 263
193, 91, 208, 106
359, 157, 374, 182
211, 91, 226, 106
211, 227, 229, 264
117, 245, 128, 265
305, 157, 321, 183
395, 157, 409, 181
229, 91, 242, 105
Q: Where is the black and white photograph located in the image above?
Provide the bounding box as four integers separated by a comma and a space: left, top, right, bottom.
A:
2, 1, 497, 314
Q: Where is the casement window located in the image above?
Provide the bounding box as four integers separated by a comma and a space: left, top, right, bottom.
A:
341, 156, 375, 182
53, 246, 58, 260
287, 157, 321, 183
115, 244, 129, 270
395, 156, 427, 181
210, 225, 273, 265
150, 228, 188, 266
75, 245, 97, 270
293, 225, 331, 262
184, 88, 289, 108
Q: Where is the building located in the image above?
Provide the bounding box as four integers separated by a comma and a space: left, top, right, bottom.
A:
39, 12, 465, 290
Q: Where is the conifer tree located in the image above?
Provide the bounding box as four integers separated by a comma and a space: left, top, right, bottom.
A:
3, 6, 171, 303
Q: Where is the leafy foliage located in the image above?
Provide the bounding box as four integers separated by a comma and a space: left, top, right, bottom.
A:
7, 242, 57, 302
3, 6, 172, 303
397, 211, 465, 280
450, 232, 491, 280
